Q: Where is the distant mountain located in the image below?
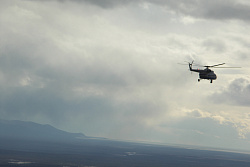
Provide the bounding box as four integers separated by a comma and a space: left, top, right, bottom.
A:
0, 120, 86, 142
1, 121, 250, 167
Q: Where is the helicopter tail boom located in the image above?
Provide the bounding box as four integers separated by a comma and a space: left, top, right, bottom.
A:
188, 61, 194, 71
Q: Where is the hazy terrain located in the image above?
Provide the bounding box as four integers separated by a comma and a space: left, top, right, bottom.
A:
1, 120, 250, 167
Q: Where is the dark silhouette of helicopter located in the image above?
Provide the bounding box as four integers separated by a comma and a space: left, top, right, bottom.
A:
182, 61, 240, 83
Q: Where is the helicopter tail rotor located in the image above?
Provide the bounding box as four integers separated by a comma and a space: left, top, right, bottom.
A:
178, 60, 195, 73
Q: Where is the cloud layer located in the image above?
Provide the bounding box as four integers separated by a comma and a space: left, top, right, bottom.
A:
0, 0, 250, 150
81, 0, 250, 21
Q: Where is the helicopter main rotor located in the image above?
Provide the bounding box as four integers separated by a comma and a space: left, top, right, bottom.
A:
203, 63, 225, 68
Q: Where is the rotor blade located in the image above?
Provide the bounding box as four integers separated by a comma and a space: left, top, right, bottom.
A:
184, 60, 195, 64
208, 63, 225, 67
213, 67, 241, 68
193, 64, 204, 67
179, 61, 194, 65
178, 63, 188, 65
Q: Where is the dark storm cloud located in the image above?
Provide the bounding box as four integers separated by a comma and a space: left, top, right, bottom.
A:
210, 78, 250, 106
161, 0, 250, 21
81, 0, 133, 8
162, 0, 250, 21
74, 0, 250, 22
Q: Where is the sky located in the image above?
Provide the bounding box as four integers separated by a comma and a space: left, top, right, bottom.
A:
1, 0, 250, 151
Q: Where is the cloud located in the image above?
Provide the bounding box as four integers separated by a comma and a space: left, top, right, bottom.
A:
211, 78, 250, 106
72, 0, 250, 22
81, 0, 133, 8
202, 38, 227, 53
0, 0, 183, 136
0, 0, 250, 151
153, 108, 250, 149
156, 0, 250, 22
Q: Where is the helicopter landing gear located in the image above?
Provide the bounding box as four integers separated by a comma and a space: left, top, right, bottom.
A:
198, 79, 200, 82
210, 80, 213, 83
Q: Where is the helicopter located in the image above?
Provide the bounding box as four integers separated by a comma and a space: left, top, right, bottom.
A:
182, 61, 240, 83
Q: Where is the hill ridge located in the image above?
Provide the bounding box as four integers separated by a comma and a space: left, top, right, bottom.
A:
0, 119, 86, 142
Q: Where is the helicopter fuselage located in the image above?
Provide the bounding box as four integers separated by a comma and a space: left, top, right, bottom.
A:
183, 61, 239, 83
189, 64, 217, 83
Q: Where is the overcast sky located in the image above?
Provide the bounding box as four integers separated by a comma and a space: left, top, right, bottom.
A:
1, 0, 250, 151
